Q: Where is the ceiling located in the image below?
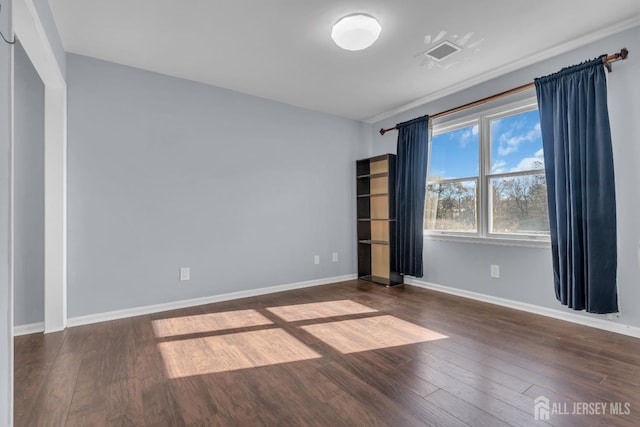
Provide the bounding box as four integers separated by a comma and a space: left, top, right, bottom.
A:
49, 0, 640, 122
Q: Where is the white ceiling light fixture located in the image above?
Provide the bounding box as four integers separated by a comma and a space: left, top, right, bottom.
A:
331, 14, 381, 51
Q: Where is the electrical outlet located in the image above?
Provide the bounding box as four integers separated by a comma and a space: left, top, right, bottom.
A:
332, 252, 339, 262
490, 264, 500, 278
180, 267, 190, 281
314, 255, 320, 265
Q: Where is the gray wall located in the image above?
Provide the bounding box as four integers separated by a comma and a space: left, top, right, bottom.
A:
13, 40, 45, 326
67, 53, 367, 318
371, 26, 640, 328
607, 27, 640, 325
0, 0, 12, 423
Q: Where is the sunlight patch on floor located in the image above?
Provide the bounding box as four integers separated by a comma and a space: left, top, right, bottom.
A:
158, 329, 321, 378
152, 309, 273, 338
266, 299, 377, 322
301, 315, 448, 353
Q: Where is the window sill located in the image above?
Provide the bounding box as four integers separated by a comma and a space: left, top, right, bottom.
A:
424, 232, 551, 249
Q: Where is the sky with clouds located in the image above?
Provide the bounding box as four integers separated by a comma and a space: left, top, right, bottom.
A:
428, 109, 543, 180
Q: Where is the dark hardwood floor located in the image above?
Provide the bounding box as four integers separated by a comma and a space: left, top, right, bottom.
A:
14, 280, 640, 426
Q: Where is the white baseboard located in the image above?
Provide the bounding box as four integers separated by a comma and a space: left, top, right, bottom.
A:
405, 278, 640, 339
67, 274, 357, 328
13, 322, 45, 336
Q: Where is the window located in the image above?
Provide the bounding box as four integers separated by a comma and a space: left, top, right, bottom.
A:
425, 99, 549, 243
425, 124, 479, 233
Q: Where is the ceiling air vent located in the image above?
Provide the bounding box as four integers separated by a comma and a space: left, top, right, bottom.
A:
425, 40, 461, 61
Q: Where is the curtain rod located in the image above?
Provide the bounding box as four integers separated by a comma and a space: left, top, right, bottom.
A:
379, 48, 629, 136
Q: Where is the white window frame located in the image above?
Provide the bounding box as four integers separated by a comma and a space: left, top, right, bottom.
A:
425, 97, 551, 248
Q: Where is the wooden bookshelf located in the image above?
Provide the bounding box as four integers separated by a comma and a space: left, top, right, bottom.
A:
356, 154, 403, 287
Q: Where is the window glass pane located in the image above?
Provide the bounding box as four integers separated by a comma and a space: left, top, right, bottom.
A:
490, 110, 543, 173
429, 124, 479, 180
425, 179, 477, 232
490, 173, 549, 235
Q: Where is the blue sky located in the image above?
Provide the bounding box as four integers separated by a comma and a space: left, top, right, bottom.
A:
428, 110, 543, 180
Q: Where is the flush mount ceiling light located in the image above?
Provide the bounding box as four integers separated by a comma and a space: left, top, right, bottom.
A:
331, 14, 381, 51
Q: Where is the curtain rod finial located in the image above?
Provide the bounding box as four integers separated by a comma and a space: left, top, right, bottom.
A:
379, 128, 386, 135
620, 48, 629, 60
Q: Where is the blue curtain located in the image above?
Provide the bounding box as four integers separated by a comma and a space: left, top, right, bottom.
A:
534, 57, 618, 314
395, 115, 430, 278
